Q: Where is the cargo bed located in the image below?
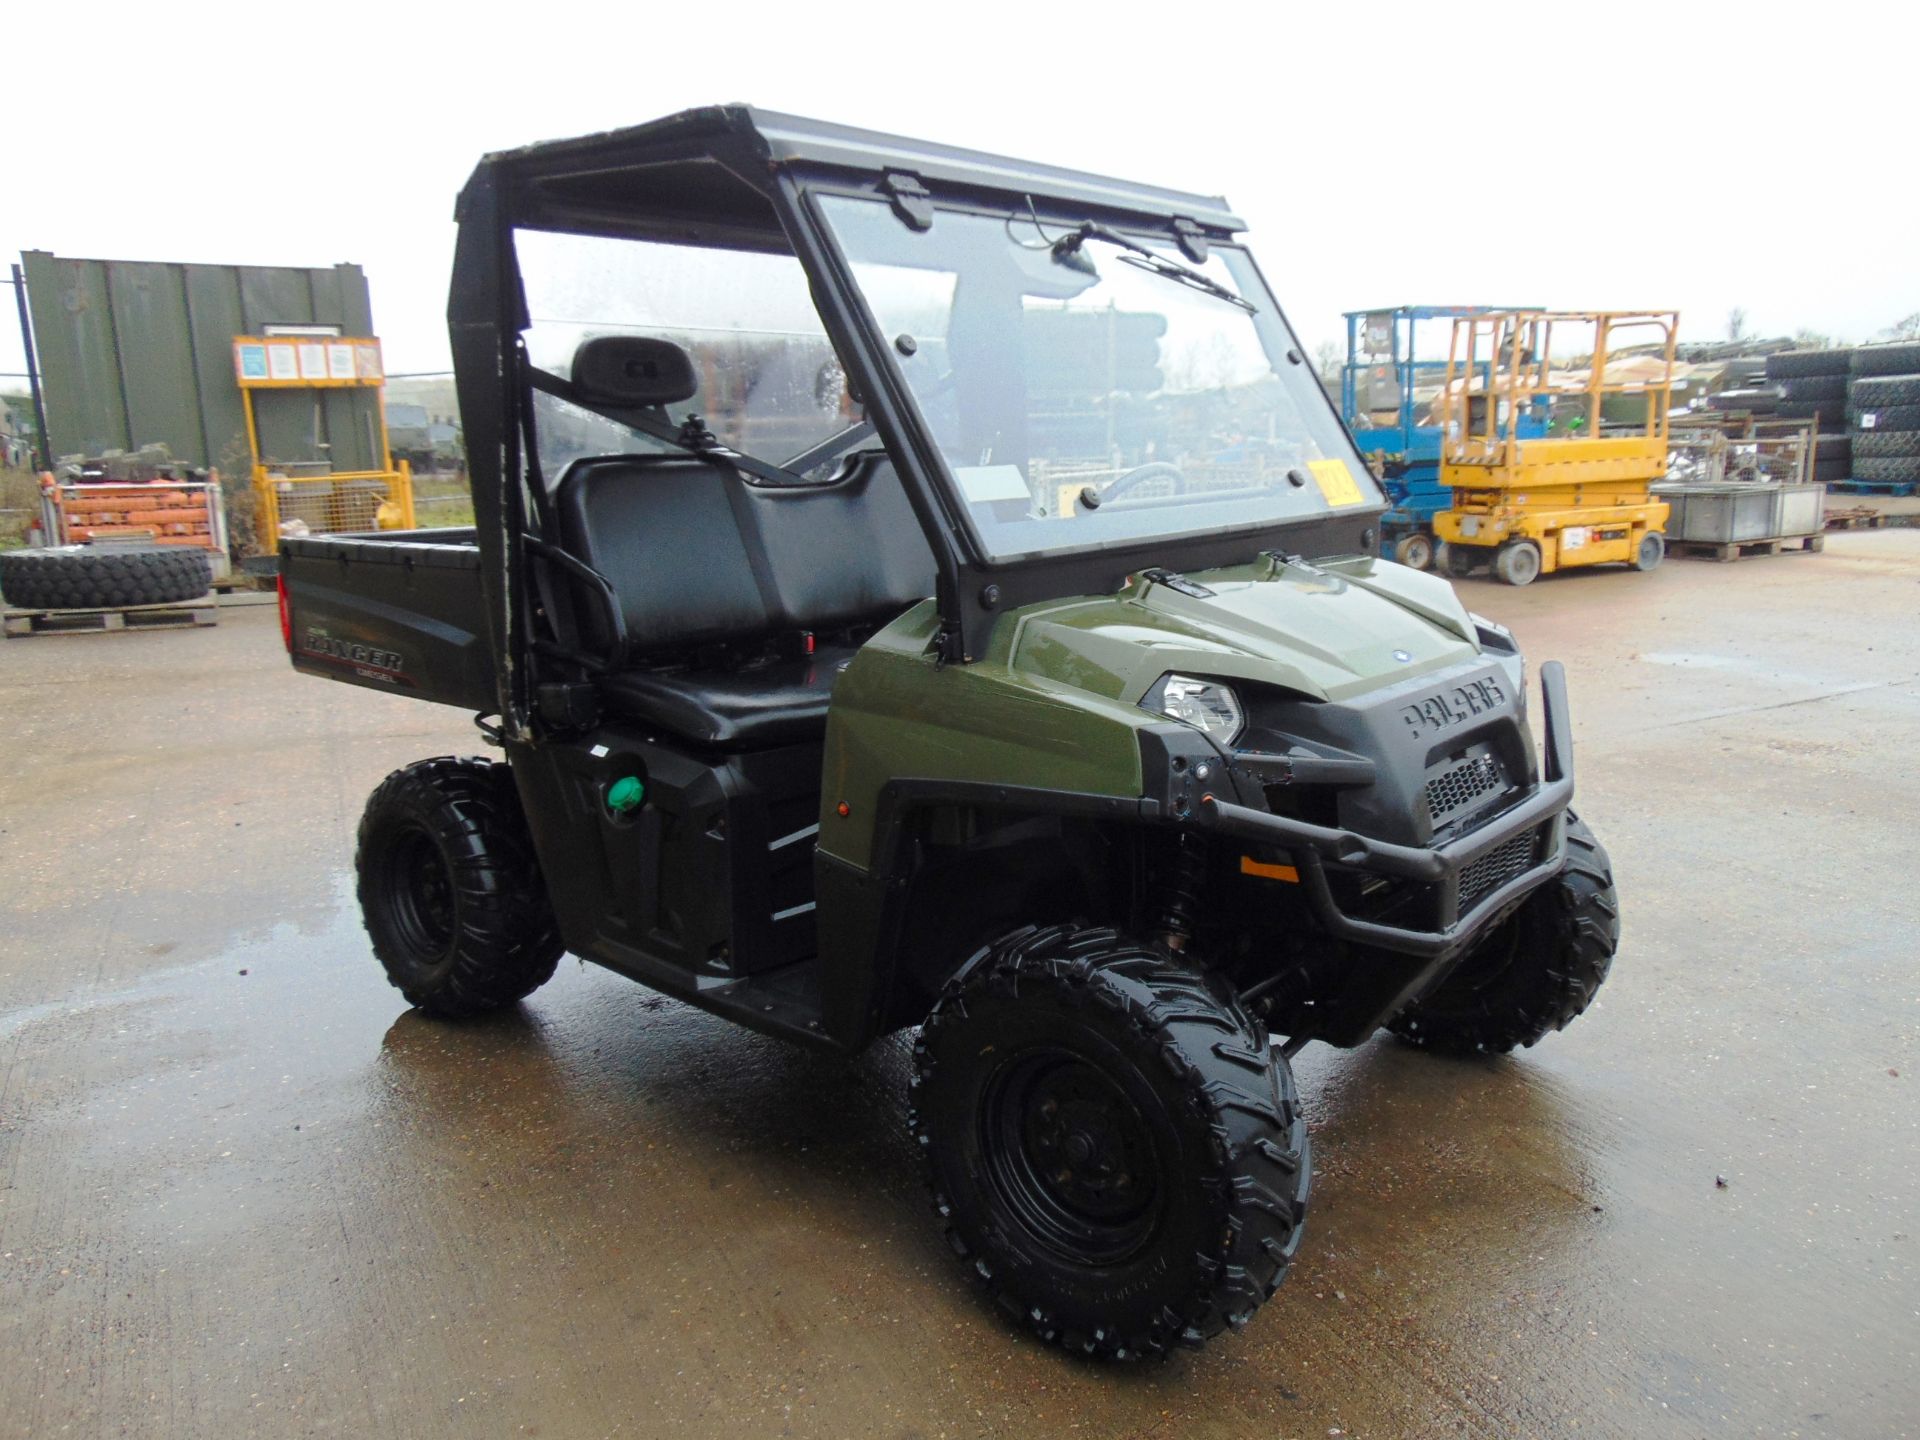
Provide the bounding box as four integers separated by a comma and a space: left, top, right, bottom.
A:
281, 529, 496, 711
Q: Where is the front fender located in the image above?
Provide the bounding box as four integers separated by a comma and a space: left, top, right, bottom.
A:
818, 601, 1161, 872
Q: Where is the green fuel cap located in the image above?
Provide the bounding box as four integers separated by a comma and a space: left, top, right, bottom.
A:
607, 776, 646, 815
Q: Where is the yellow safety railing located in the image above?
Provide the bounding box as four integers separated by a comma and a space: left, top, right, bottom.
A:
253, 462, 415, 549
1440, 310, 1679, 484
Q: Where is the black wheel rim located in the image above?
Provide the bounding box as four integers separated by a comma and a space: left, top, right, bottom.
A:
384, 825, 457, 962
1440, 907, 1525, 1001
981, 1047, 1164, 1266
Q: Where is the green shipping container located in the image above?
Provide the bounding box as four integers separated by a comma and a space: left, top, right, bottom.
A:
20, 251, 382, 476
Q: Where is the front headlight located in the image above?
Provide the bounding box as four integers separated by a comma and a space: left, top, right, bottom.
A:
1468, 613, 1527, 717
1142, 673, 1245, 742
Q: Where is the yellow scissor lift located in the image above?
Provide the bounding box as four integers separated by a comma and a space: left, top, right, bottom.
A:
1433, 310, 1676, 585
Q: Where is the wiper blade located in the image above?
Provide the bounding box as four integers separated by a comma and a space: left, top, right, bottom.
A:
1051, 223, 1256, 314
1113, 251, 1257, 314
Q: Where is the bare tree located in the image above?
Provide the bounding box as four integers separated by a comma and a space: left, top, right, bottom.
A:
1726, 307, 1748, 342
1314, 338, 1343, 385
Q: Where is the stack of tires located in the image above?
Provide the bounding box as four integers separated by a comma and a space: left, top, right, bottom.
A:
1847, 343, 1920, 493
1764, 347, 1855, 485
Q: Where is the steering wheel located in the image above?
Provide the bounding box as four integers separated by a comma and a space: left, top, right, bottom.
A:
1099, 461, 1187, 504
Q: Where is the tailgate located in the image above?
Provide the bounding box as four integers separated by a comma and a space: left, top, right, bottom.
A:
282, 530, 496, 711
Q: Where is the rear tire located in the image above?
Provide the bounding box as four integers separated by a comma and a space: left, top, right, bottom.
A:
1390, 813, 1619, 1055
356, 756, 564, 1017
1493, 540, 1541, 586
1851, 375, 1920, 409
1851, 402, 1920, 431
1393, 533, 1434, 570
1765, 348, 1851, 381
1851, 342, 1920, 378
912, 925, 1310, 1359
1780, 374, 1848, 404
1632, 531, 1665, 571
1852, 430, 1920, 460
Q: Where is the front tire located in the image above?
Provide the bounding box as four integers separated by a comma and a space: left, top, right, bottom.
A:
1390, 813, 1619, 1055
912, 925, 1310, 1359
1632, 531, 1666, 571
356, 756, 564, 1017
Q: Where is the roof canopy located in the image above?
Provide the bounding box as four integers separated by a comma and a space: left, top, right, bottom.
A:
467, 106, 1244, 248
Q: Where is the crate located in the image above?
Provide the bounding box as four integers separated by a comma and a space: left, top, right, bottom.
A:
1652, 482, 1826, 543
1774, 483, 1826, 537
41, 477, 232, 582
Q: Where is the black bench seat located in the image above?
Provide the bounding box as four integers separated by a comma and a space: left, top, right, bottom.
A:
551, 451, 934, 750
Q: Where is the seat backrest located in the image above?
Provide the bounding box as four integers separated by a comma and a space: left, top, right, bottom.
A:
552, 452, 937, 659
556, 455, 771, 654
734, 454, 937, 635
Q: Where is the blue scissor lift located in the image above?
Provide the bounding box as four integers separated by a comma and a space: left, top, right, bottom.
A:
1341, 304, 1546, 571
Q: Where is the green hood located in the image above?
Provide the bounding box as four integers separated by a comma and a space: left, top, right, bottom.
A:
1004, 555, 1482, 707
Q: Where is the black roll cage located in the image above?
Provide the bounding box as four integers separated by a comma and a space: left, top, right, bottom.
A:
448, 107, 1382, 737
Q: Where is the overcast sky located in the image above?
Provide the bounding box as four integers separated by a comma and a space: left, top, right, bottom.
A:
5, 1, 1914, 387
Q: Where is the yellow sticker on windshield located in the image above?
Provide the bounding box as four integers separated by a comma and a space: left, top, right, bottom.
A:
1307, 458, 1366, 507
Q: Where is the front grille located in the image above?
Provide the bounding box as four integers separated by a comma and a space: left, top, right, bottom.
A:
1458, 830, 1536, 911
1425, 753, 1503, 825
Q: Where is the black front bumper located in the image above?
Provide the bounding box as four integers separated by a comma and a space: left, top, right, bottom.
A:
1199, 661, 1576, 961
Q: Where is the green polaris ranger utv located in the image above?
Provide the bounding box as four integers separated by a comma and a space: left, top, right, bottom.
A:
280, 108, 1619, 1358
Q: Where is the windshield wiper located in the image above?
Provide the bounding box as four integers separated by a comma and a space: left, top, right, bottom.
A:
1050, 223, 1257, 314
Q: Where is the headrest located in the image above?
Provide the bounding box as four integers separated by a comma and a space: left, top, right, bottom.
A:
571, 336, 698, 407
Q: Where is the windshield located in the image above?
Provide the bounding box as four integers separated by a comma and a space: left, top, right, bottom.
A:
816, 195, 1381, 563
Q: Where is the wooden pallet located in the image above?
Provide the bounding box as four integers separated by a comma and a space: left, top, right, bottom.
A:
1667, 534, 1825, 563
4, 598, 219, 637
1825, 508, 1886, 531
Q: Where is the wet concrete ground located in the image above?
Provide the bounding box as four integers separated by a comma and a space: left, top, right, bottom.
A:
1, 536, 1916, 1439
